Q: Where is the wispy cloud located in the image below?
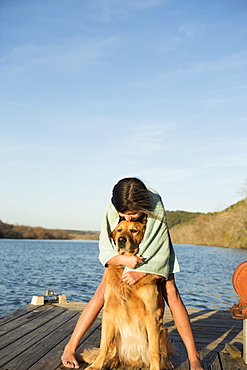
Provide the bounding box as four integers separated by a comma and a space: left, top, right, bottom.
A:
0, 100, 29, 108
156, 50, 247, 79
178, 22, 208, 38
0, 34, 119, 75
97, 0, 163, 13
155, 21, 209, 54
131, 123, 176, 151
88, 0, 164, 22
193, 51, 247, 73
138, 167, 195, 184
0, 134, 57, 157
117, 0, 163, 10
103, 120, 177, 155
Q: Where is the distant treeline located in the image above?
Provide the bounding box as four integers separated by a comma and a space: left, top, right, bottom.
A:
1, 197, 246, 248
0, 221, 100, 240
0, 221, 70, 240
0, 210, 200, 241
66, 229, 100, 240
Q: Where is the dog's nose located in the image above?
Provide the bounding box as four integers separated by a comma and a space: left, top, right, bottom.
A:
118, 236, 126, 245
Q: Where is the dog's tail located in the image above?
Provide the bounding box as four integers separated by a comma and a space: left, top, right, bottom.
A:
80, 347, 99, 364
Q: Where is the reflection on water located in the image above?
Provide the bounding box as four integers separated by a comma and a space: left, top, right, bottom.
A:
0, 239, 103, 317
0, 239, 246, 316
174, 243, 247, 310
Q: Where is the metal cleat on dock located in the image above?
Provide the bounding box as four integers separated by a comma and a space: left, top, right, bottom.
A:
230, 300, 247, 319
31, 290, 67, 305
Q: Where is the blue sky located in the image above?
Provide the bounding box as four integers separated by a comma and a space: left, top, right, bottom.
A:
1, 0, 247, 231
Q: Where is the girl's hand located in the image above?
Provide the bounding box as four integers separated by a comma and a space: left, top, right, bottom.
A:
121, 255, 144, 269
121, 271, 147, 285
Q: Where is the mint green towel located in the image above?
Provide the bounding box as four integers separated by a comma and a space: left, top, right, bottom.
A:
99, 188, 180, 279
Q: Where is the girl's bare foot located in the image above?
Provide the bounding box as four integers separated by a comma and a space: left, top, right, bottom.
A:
61, 347, 80, 369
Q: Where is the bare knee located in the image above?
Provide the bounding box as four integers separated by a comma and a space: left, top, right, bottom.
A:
94, 284, 105, 303
163, 274, 182, 307
92, 269, 107, 304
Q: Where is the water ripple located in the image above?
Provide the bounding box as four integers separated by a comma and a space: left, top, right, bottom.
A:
0, 240, 247, 316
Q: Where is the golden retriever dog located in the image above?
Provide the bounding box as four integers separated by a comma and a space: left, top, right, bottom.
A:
82, 220, 173, 370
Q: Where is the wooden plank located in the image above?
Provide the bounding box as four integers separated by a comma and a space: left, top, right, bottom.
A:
0, 304, 55, 338
3, 310, 80, 370
223, 343, 242, 358
73, 323, 102, 369
0, 305, 65, 351
54, 302, 87, 311
210, 358, 222, 370
55, 320, 102, 370
190, 319, 241, 328
168, 331, 241, 352
164, 309, 243, 352
219, 351, 247, 370
168, 325, 242, 336
199, 347, 221, 370
0, 304, 43, 326
0, 308, 78, 369
164, 309, 242, 329
0, 304, 244, 370
170, 340, 189, 370
28, 317, 102, 370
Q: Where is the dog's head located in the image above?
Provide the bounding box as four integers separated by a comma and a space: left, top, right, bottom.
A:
111, 220, 146, 256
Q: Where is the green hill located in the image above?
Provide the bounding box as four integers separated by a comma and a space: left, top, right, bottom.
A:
166, 210, 202, 229
170, 198, 247, 249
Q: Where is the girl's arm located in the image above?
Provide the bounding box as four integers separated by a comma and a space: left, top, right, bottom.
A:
107, 255, 148, 284
107, 254, 144, 269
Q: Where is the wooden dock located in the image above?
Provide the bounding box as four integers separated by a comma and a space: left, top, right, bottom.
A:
0, 302, 247, 370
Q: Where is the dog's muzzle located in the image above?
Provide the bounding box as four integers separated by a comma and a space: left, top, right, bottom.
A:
117, 236, 139, 255
118, 236, 127, 246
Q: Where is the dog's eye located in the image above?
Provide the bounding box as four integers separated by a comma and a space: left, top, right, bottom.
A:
117, 229, 122, 232
130, 229, 138, 233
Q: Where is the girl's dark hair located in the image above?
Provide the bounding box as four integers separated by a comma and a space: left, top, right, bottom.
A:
111, 177, 151, 214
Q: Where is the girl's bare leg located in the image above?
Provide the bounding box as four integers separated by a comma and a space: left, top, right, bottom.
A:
163, 274, 203, 370
61, 269, 107, 368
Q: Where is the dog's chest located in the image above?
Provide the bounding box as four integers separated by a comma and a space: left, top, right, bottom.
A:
105, 266, 151, 307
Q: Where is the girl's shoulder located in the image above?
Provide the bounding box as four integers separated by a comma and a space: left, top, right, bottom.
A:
147, 187, 163, 201
147, 188, 165, 217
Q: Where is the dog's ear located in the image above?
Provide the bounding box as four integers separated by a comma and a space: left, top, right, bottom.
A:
140, 214, 147, 225
110, 228, 116, 240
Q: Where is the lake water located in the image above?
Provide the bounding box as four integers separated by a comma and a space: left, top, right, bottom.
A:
0, 239, 247, 317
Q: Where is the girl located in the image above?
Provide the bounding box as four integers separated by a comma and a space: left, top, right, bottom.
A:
61, 178, 203, 370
